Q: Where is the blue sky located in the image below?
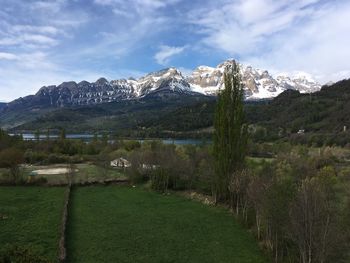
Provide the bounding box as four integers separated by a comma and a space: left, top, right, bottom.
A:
0, 0, 349, 101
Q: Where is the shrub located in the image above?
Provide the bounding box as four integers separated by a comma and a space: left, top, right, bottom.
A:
150, 168, 169, 193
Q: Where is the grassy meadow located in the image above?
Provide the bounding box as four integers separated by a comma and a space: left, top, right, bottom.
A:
66, 186, 268, 263
0, 186, 66, 261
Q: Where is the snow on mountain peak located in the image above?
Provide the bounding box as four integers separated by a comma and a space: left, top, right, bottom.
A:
187, 61, 321, 99
31, 59, 322, 107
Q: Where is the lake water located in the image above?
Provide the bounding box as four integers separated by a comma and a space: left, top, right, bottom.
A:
12, 133, 97, 140
11, 133, 210, 145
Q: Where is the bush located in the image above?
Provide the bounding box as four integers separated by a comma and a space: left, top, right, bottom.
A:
150, 169, 169, 193
123, 140, 141, 151
45, 153, 68, 164
127, 169, 148, 185
24, 151, 47, 164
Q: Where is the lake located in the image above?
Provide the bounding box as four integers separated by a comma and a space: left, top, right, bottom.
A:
11, 133, 210, 145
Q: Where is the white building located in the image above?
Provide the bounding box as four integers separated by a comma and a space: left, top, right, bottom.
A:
110, 158, 131, 168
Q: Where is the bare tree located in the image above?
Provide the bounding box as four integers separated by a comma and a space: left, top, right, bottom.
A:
290, 171, 341, 263
247, 174, 270, 240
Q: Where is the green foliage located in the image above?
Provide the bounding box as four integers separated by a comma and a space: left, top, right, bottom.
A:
0, 148, 24, 184
247, 79, 350, 145
123, 140, 141, 151
150, 168, 169, 192
0, 129, 23, 151
213, 62, 248, 202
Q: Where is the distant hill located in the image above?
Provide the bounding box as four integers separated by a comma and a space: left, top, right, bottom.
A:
8, 94, 216, 137
248, 79, 350, 133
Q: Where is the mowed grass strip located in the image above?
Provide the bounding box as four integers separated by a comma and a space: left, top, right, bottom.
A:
67, 186, 267, 263
0, 186, 66, 260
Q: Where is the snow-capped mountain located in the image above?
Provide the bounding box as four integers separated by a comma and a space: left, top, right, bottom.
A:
187, 60, 321, 99
2, 59, 321, 111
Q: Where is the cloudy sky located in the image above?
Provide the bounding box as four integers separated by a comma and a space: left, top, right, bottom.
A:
0, 0, 349, 101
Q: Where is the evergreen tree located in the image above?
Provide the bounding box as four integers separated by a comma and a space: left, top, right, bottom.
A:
213, 61, 248, 203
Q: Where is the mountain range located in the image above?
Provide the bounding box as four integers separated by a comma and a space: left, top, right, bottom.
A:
1, 59, 321, 112
0, 59, 327, 132
2, 79, 349, 140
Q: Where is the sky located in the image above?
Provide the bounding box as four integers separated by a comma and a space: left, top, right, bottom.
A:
0, 0, 349, 101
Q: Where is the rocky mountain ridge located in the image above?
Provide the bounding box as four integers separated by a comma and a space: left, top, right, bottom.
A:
2, 59, 321, 111
188, 60, 321, 98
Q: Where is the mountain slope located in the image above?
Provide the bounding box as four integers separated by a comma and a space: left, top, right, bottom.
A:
11, 94, 215, 135
249, 79, 350, 133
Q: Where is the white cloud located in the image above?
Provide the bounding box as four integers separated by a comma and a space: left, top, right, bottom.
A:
190, 0, 320, 55
189, 0, 350, 83
0, 0, 90, 101
0, 52, 19, 60
79, 0, 178, 60
12, 25, 60, 35
22, 34, 58, 45
30, 0, 67, 12
154, 45, 187, 65
112, 8, 134, 18
93, 0, 118, 5
94, 0, 181, 10
0, 34, 58, 48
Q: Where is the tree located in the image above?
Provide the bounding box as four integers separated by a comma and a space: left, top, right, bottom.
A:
263, 175, 296, 262
95, 153, 110, 182
213, 61, 248, 203
0, 148, 24, 183
289, 171, 343, 263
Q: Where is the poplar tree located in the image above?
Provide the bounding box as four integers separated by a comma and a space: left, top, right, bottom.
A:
213, 61, 248, 203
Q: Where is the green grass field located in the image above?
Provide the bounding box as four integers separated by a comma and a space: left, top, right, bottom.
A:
0, 186, 65, 261
67, 186, 267, 263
